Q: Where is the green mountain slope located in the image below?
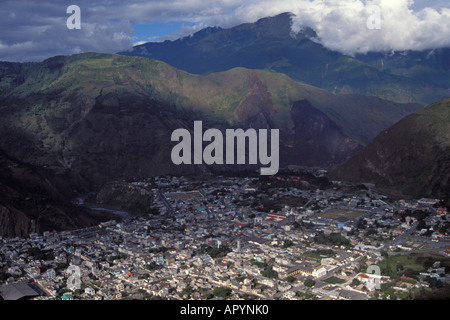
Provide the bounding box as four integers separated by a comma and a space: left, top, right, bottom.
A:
121, 12, 449, 105
0, 52, 422, 167
0, 52, 428, 236
330, 98, 450, 205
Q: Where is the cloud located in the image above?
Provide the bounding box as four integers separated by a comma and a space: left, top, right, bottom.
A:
202, 0, 450, 55
287, 0, 450, 55
1, 0, 449, 61
0, 1, 135, 62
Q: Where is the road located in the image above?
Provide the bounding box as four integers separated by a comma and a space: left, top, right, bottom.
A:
157, 190, 175, 215
380, 221, 419, 251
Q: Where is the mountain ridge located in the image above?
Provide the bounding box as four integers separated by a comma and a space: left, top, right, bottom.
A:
0, 52, 427, 236
330, 97, 450, 206
120, 12, 450, 105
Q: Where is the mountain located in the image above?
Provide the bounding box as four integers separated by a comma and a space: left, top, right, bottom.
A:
330, 98, 450, 206
0, 52, 422, 173
0, 53, 425, 235
356, 48, 450, 90
0, 149, 114, 238
284, 99, 361, 168
120, 12, 450, 105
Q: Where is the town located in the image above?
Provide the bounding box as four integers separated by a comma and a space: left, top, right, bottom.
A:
0, 169, 449, 300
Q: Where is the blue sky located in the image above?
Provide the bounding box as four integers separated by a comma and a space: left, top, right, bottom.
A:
132, 21, 194, 44
1, 0, 450, 62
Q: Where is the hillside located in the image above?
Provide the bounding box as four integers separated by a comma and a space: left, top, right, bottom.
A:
0, 149, 114, 237
0, 52, 422, 175
330, 98, 450, 205
0, 52, 431, 236
121, 12, 450, 105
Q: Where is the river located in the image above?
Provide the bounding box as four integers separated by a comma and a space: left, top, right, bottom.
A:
72, 196, 133, 222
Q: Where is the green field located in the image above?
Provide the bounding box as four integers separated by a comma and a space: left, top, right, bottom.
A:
320, 209, 367, 220
323, 276, 347, 284
378, 253, 450, 279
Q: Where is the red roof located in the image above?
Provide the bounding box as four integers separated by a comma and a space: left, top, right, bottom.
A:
264, 213, 288, 223
358, 273, 369, 279
400, 276, 416, 282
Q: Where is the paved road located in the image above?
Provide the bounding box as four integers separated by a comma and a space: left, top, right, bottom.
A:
380, 221, 419, 251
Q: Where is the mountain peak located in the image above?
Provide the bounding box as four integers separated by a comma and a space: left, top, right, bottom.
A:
119, 13, 449, 105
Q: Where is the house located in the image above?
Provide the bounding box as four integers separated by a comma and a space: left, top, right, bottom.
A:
85, 287, 95, 295
356, 273, 384, 289
282, 290, 296, 299
286, 262, 324, 278
0, 282, 42, 300
263, 213, 290, 226
312, 266, 327, 278
432, 232, 444, 241
7, 266, 22, 276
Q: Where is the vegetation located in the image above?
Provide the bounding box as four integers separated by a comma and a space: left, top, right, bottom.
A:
213, 287, 232, 299
331, 98, 450, 208
145, 262, 163, 271
378, 253, 449, 280
179, 285, 194, 299
250, 259, 268, 269
304, 249, 336, 259
286, 276, 295, 283
304, 279, 316, 288
197, 245, 232, 259
282, 240, 294, 248
323, 276, 346, 285
261, 265, 278, 279
352, 278, 361, 286
314, 232, 350, 247
412, 285, 450, 300
124, 12, 448, 106
295, 290, 317, 300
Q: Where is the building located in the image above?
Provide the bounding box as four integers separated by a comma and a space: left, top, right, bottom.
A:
263, 212, 290, 226
85, 287, 95, 296
286, 261, 324, 278
0, 282, 42, 300
312, 266, 327, 278
356, 273, 384, 289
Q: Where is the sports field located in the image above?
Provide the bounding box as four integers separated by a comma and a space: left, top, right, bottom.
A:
320, 209, 367, 220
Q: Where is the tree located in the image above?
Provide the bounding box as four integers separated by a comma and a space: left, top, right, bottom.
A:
304, 279, 315, 288
262, 265, 278, 279
179, 285, 194, 299
283, 240, 294, 248
352, 278, 361, 286
213, 287, 231, 299
286, 276, 295, 283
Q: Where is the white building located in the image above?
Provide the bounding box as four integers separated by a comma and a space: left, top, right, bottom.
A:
312, 266, 327, 278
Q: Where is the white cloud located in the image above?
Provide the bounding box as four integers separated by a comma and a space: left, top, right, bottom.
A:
215, 0, 450, 55
0, 0, 449, 61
